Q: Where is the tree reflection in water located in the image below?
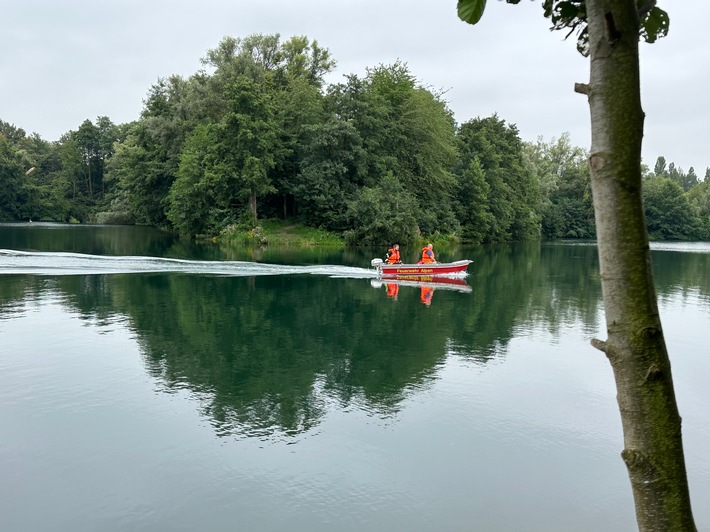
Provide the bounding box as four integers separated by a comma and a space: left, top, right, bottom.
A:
1, 241, 709, 441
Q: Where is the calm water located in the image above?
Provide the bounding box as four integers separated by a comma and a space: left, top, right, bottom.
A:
1, 223, 708, 532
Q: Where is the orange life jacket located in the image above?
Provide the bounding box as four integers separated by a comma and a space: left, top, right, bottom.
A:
420, 286, 434, 305
421, 247, 435, 264
386, 248, 401, 264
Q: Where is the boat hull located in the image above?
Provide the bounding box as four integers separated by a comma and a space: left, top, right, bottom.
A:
374, 259, 472, 276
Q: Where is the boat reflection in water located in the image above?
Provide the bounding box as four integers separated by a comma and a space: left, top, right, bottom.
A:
371, 275, 472, 305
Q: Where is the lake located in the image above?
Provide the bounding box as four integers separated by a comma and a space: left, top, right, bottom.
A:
1, 223, 708, 532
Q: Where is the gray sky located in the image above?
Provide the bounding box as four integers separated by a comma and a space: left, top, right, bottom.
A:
2, 1, 707, 174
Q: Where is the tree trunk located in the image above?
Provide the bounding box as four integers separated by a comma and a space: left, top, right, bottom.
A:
249, 191, 257, 227
583, 1, 696, 530
85, 154, 93, 200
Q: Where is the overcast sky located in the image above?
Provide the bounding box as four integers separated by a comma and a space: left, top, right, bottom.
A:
2, 1, 706, 174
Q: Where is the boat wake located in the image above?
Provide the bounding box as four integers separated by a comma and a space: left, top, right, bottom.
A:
0, 250, 379, 279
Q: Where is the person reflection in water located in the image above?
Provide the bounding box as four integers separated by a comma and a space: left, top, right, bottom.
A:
420, 285, 434, 306
386, 283, 399, 300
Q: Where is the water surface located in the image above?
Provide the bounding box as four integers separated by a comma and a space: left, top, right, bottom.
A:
1, 224, 708, 531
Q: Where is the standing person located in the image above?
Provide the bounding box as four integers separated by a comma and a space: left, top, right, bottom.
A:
419, 243, 436, 264
385, 243, 402, 264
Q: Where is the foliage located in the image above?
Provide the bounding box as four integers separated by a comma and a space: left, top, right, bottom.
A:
324, 62, 459, 236
0, 134, 23, 221
686, 180, 710, 240
456, 115, 541, 242
538, 0, 669, 55
524, 134, 594, 239
266, 76, 327, 220
344, 173, 420, 246
289, 116, 366, 230
110, 76, 198, 227
0, 121, 71, 222
454, 156, 492, 243
643, 175, 700, 240
365, 63, 459, 233
1, 29, 708, 248
167, 124, 218, 237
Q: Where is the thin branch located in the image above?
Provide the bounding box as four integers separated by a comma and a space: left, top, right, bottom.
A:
574, 83, 589, 95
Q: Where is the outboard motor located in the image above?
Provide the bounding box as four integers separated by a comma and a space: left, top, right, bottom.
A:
370, 258, 383, 273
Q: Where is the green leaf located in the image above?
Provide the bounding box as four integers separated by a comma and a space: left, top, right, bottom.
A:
557, 1, 582, 19
641, 6, 670, 44
457, 0, 487, 25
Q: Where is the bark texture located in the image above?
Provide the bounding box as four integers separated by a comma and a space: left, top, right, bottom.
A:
584, 1, 696, 530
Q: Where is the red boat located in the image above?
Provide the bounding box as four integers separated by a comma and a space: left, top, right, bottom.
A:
371, 258, 472, 276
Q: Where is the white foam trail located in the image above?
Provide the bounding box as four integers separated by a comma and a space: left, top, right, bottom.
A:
0, 250, 379, 279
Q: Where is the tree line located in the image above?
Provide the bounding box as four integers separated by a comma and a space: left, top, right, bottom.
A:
1, 33, 709, 244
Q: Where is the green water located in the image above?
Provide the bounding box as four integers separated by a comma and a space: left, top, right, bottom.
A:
1, 223, 708, 531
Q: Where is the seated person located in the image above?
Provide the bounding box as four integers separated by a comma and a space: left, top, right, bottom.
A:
419, 243, 436, 264
385, 244, 402, 264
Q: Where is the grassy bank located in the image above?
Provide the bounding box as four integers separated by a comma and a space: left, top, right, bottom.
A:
216, 219, 463, 249
217, 220, 345, 247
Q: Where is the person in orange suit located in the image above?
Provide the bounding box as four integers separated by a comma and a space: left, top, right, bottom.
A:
385, 244, 402, 264
419, 243, 436, 264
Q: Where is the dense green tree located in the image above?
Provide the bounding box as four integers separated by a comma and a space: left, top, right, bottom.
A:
344, 172, 420, 246
326, 73, 393, 184
166, 124, 216, 236
0, 121, 69, 221
525, 134, 594, 239
664, 161, 699, 193
200, 36, 268, 120
93, 116, 121, 199
114, 33, 334, 235
653, 155, 667, 177
201, 34, 335, 115
108, 76, 198, 226
104, 132, 154, 224
218, 77, 280, 225
686, 180, 710, 239
457, 115, 540, 242
683, 167, 699, 192
74, 119, 101, 200
0, 134, 23, 220
365, 63, 459, 233
0, 127, 40, 220
325, 63, 459, 236
167, 77, 280, 234
267, 76, 327, 220
454, 156, 492, 243
42, 116, 121, 219
272, 35, 336, 89
55, 135, 86, 218
290, 116, 366, 230
643, 175, 700, 240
